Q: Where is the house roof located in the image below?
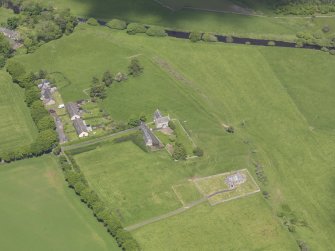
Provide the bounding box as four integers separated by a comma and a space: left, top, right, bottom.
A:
154, 109, 163, 119
66, 102, 80, 118
140, 122, 160, 146
73, 118, 88, 135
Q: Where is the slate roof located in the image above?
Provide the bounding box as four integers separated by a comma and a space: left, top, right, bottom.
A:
66, 102, 80, 118
73, 118, 88, 135
154, 109, 170, 125
140, 122, 160, 146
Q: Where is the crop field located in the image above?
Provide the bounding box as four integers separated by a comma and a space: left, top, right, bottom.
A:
0, 155, 120, 251
12, 25, 335, 250
43, 0, 335, 41
0, 70, 37, 152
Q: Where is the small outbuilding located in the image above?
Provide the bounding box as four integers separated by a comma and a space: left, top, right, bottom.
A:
66, 102, 80, 120
154, 109, 170, 129
225, 172, 246, 189
73, 118, 89, 138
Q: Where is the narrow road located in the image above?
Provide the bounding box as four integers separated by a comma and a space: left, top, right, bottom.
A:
125, 197, 207, 231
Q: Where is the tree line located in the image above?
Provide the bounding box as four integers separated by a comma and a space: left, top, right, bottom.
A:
59, 153, 141, 251
0, 62, 58, 163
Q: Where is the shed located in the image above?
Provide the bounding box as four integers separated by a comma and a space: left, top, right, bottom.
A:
66, 102, 80, 120
140, 122, 160, 147
73, 118, 88, 138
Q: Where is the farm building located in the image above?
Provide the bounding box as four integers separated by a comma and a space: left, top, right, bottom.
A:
73, 118, 89, 138
225, 172, 246, 188
39, 80, 56, 106
66, 102, 80, 120
154, 109, 170, 129
140, 122, 160, 147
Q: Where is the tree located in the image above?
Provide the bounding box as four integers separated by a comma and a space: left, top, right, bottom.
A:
74, 181, 87, 195
193, 147, 204, 157
37, 116, 55, 131
128, 58, 143, 77
6, 61, 26, 83
0, 33, 11, 57
102, 71, 114, 87
6, 16, 20, 30
106, 19, 127, 30
35, 21, 63, 42
146, 26, 167, 37
90, 77, 107, 100
25, 86, 40, 106
168, 120, 176, 130
0, 55, 6, 69
189, 32, 202, 42
202, 33, 218, 42
127, 23, 146, 35
87, 18, 99, 26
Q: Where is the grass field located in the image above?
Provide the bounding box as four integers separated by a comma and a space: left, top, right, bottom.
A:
41, 0, 335, 41
194, 169, 260, 205
0, 155, 120, 251
0, 7, 14, 23
12, 25, 335, 250
0, 70, 37, 152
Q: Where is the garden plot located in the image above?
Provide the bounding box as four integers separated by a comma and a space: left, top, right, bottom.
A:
194, 169, 260, 206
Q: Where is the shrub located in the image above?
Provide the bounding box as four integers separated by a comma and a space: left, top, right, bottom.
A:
0, 55, 6, 69
329, 49, 335, 55
226, 126, 235, 134
245, 41, 251, 45
127, 23, 146, 35
74, 181, 87, 195
322, 25, 330, 33
168, 120, 176, 130
146, 26, 167, 37
87, 18, 99, 26
128, 58, 143, 76
268, 41, 276, 46
106, 19, 127, 30
193, 147, 204, 157
189, 32, 202, 42
202, 33, 218, 42
226, 35, 234, 43
297, 240, 310, 251
37, 116, 56, 131
6, 61, 26, 83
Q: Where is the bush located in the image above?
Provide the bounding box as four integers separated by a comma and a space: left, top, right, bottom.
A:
189, 32, 202, 42
322, 25, 330, 33
146, 26, 167, 37
128, 58, 143, 77
226, 126, 235, 134
329, 49, 335, 55
193, 147, 204, 157
202, 33, 218, 42
106, 19, 127, 30
321, 47, 329, 52
245, 41, 251, 45
127, 23, 146, 35
87, 18, 99, 26
37, 116, 55, 131
168, 120, 176, 130
268, 41, 276, 46
226, 36, 234, 43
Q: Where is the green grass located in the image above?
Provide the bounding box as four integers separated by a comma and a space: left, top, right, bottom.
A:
12, 25, 335, 250
194, 169, 260, 205
74, 139, 203, 225
133, 196, 297, 250
0, 70, 37, 152
0, 155, 120, 251
43, 0, 335, 41
0, 8, 14, 23
172, 181, 203, 204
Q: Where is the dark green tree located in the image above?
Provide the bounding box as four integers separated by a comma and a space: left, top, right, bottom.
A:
102, 71, 114, 87
128, 58, 143, 77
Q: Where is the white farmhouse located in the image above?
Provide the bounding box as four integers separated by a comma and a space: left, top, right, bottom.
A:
154, 109, 170, 129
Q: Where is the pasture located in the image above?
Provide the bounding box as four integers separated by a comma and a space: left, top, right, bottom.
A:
11, 25, 335, 250
0, 155, 120, 251
0, 70, 37, 152
44, 0, 335, 41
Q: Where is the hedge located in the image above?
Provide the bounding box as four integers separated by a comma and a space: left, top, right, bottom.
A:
202, 33, 218, 42
189, 32, 202, 42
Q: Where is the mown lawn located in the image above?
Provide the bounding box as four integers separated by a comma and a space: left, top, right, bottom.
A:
0, 70, 37, 152
12, 25, 335, 250
0, 155, 120, 251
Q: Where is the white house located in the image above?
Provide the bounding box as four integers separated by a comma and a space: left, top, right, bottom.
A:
154, 109, 170, 129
